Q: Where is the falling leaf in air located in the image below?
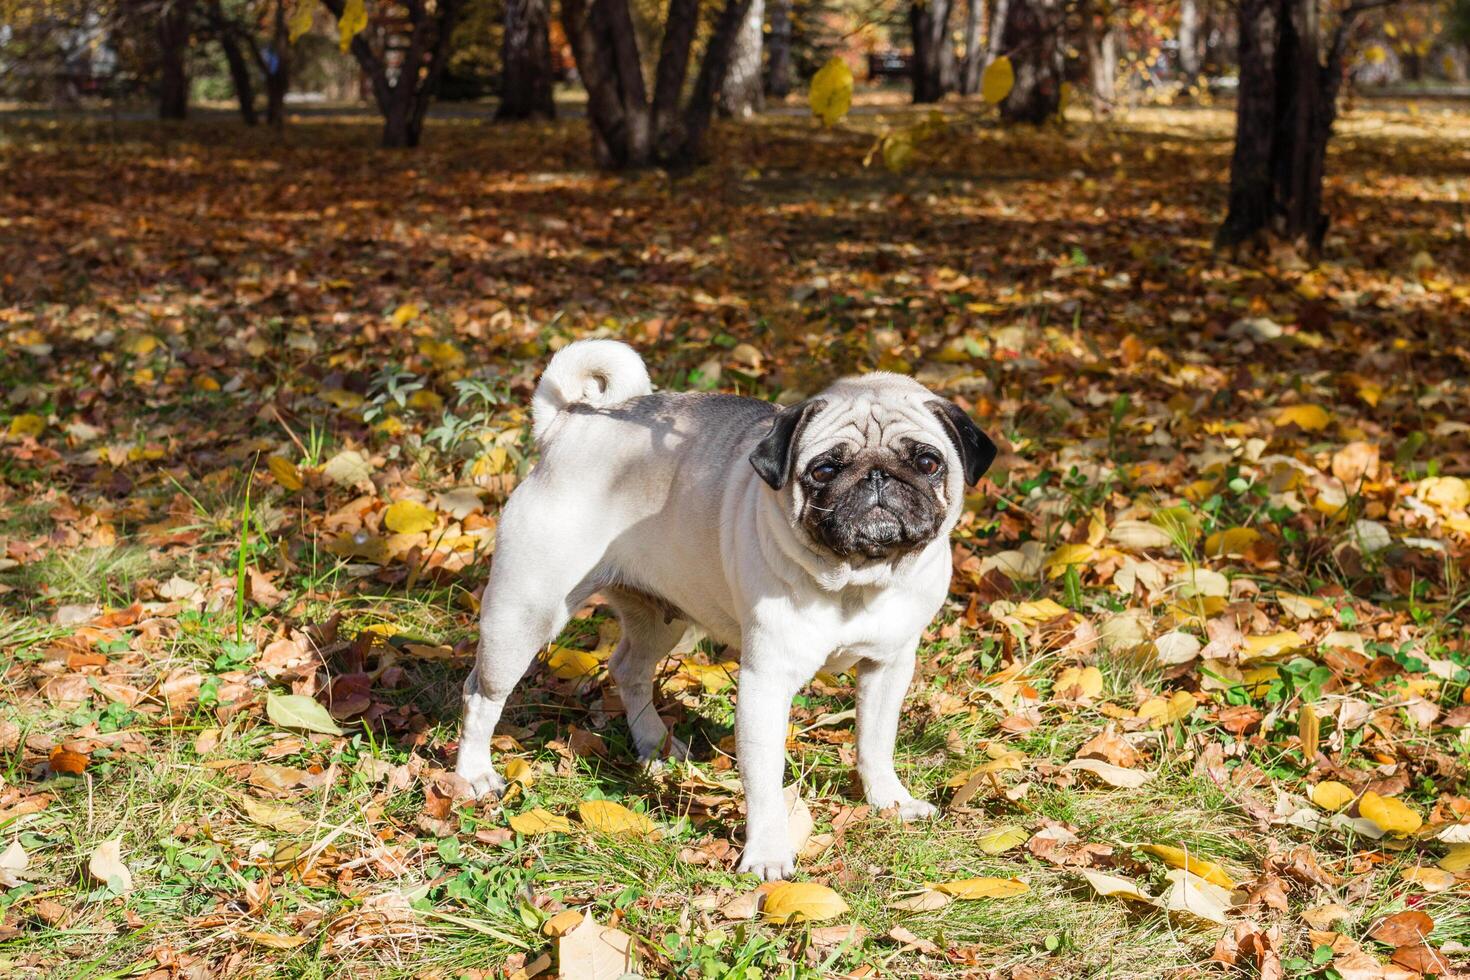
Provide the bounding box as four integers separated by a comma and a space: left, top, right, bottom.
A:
808, 58, 853, 127
981, 56, 1015, 105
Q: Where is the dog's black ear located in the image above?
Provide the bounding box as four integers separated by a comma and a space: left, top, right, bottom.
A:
749, 399, 825, 490
928, 400, 997, 487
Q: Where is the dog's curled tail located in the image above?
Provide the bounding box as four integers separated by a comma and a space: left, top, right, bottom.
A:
531, 339, 652, 445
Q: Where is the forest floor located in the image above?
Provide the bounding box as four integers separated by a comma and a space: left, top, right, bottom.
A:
0, 97, 1468, 979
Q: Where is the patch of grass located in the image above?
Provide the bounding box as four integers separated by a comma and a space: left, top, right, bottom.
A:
2, 545, 154, 609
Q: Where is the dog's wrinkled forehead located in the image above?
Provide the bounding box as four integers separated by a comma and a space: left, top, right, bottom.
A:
795, 374, 948, 462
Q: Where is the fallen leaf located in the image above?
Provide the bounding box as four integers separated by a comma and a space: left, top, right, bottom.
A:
509, 807, 572, 835
239, 795, 313, 834
1078, 869, 1158, 907
0, 839, 30, 887
87, 838, 133, 894
1368, 909, 1434, 947
886, 888, 952, 911
1311, 781, 1356, 812
266, 691, 345, 736
976, 825, 1029, 855
1141, 844, 1236, 889
555, 912, 634, 979
1399, 866, 1456, 892
1066, 758, 1154, 788
929, 877, 1029, 899
1359, 791, 1422, 836
762, 882, 850, 923
1161, 868, 1233, 926
383, 499, 436, 534
578, 799, 657, 837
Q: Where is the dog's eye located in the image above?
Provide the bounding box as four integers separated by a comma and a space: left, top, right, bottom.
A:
808, 462, 839, 484
916, 453, 943, 477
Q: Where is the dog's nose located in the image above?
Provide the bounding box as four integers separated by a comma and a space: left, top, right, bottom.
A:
866, 468, 888, 487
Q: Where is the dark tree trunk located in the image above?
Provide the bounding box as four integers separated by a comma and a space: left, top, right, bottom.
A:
323, 0, 462, 148
999, 0, 1063, 123
563, 0, 754, 169
208, 1, 258, 125
498, 0, 556, 120
263, 2, 290, 129
1216, 0, 1380, 256
910, 0, 956, 103
959, 0, 986, 95
157, 0, 194, 120
720, 0, 764, 116
1179, 0, 1203, 79
765, 0, 793, 97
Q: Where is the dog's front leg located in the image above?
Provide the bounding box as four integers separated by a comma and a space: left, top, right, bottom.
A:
734, 660, 804, 881
856, 643, 937, 821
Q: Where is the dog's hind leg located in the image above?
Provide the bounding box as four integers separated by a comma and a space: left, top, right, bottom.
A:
605, 589, 690, 764
456, 509, 609, 799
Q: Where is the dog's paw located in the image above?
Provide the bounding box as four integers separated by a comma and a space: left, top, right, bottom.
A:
873, 796, 938, 822
737, 845, 796, 882
637, 735, 690, 773
455, 764, 506, 800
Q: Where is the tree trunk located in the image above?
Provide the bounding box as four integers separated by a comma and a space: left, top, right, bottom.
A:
498, 0, 556, 120
1216, 0, 1367, 256
1083, 3, 1116, 109
911, 0, 956, 103
766, 0, 793, 97
564, 0, 753, 169
265, 1, 289, 129
959, 0, 986, 95
1179, 0, 1202, 79
323, 0, 461, 148
999, 0, 1063, 123
157, 0, 194, 120
208, 0, 258, 126
720, 0, 764, 116
988, 0, 1010, 61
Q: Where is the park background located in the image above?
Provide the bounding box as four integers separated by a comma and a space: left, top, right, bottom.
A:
1, 1, 1470, 978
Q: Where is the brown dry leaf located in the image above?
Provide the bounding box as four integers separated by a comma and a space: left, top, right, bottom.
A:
542, 908, 586, 937
1368, 909, 1434, 947
886, 888, 952, 912
1065, 758, 1154, 788
48, 745, 89, 775
1075, 727, 1140, 768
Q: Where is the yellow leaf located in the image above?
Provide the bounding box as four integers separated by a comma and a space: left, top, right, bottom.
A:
762, 881, 850, 923
1135, 690, 1195, 728
1079, 869, 1157, 906
1204, 527, 1262, 558
503, 758, 534, 789
542, 908, 586, 937
1054, 665, 1104, 701
288, 0, 314, 43
267, 455, 303, 491
1274, 404, 1332, 432
1008, 598, 1070, 626
1399, 867, 1456, 893
383, 500, 436, 535
1439, 844, 1470, 873
1045, 543, 1096, 577
808, 58, 853, 127
977, 826, 1029, 855
1141, 844, 1236, 889
545, 644, 602, 680
508, 807, 571, 835
1359, 792, 1422, 836
1241, 631, 1306, 660
7, 413, 44, 438
338, 0, 367, 52
578, 800, 657, 837
880, 134, 914, 174
930, 877, 1029, 899
419, 339, 466, 369
1363, 43, 1387, 64
1298, 704, 1320, 761
981, 56, 1015, 105
239, 795, 313, 834
391, 303, 420, 326
1419, 476, 1470, 514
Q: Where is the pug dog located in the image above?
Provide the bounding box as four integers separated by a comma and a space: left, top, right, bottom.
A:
455, 339, 996, 880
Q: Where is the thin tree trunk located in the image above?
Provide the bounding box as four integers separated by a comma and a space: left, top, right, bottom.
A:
999, 0, 1063, 123
910, 0, 955, 103
1083, 3, 1115, 110
1179, 0, 1202, 79
960, 0, 986, 95
208, 0, 258, 125
498, 0, 556, 120
265, 2, 289, 130
766, 0, 793, 97
987, 0, 1011, 61
720, 0, 764, 116
157, 0, 194, 120
565, 0, 752, 169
